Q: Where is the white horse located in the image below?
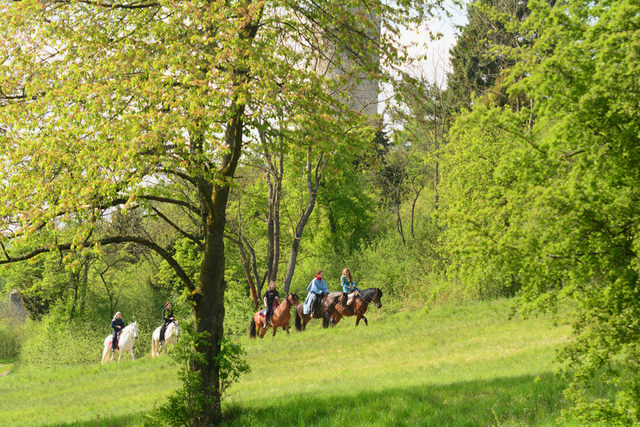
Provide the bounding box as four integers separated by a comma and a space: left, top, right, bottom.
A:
151, 321, 179, 358
101, 321, 138, 365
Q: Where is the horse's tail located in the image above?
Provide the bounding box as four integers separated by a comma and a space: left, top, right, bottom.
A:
294, 307, 302, 331
322, 316, 331, 328
101, 340, 110, 365
249, 317, 257, 338
151, 335, 158, 358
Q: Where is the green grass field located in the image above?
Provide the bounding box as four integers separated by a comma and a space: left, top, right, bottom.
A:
0, 299, 581, 426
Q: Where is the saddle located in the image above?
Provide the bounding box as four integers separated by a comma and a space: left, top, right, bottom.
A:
111, 332, 121, 350
311, 293, 326, 317
260, 300, 279, 317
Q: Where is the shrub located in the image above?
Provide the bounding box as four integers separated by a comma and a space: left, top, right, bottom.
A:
19, 314, 104, 366
144, 322, 250, 427
0, 319, 24, 360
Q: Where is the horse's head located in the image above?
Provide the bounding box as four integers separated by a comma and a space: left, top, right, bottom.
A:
373, 288, 383, 308
131, 321, 139, 340
288, 293, 300, 306
173, 320, 180, 337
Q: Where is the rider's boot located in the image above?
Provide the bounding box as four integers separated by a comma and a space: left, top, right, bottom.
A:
340, 293, 348, 311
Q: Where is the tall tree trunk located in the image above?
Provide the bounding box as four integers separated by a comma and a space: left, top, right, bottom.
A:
282, 149, 327, 294
261, 127, 283, 287
193, 106, 244, 425
397, 205, 406, 246
226, 233, 259, 309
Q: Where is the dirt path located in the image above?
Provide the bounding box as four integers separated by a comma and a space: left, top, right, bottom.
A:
0, 364, 12, 377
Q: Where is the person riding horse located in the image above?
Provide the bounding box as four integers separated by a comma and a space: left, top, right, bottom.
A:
340, 268, 361, 309
111, 312, 124, 350
303, 270, 329, 315
159, 301, 174, 346
263, 281, 281, 328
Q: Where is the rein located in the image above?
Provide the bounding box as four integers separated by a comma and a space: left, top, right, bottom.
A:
350, 289, 380, 309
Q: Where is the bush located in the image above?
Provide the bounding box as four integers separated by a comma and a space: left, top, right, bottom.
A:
144, 322, 250, 427
19, 314, 104, 366
0, 319, 24, 360
0, 298, 27, 360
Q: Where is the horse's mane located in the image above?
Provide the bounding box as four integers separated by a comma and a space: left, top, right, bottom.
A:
361, 288, 377, 299
122, 322, 137, 333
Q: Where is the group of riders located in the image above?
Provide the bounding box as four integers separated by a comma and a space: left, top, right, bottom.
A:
110, 267, 362, 347
110, 301, 174, 350
263, 267, 361, 327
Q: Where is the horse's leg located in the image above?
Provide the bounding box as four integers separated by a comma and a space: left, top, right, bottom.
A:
272, 326, 278, 337
130, 349, 135, 362
355, 315, 361, 327
362, 315, 368, 326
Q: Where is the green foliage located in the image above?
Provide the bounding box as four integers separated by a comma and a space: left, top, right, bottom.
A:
0, 292, 27, 359
446, 0, 535, 111
0, 311, 25, 360
441, 0, 640, 422
224, 276, 255, 339
19, 314, 104, 366
440, 104, 526, 299
145, 323, 250, 427
0, 321, 23, 360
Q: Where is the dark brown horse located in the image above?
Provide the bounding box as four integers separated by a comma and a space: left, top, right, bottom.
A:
323, 288, 383, 326
249, 293, 299, 338
294, 292, 334, 331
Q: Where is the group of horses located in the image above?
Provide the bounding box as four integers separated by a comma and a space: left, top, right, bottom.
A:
100, 287, 383, 363
249, 288, 383, 338
101, 320, 180, 364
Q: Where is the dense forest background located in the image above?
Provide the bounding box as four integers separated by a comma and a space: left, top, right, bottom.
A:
2, 0, 639, 424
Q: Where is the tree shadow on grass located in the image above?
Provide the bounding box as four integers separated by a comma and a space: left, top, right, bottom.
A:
222, 373, 573, 427
41, 413, 142, 427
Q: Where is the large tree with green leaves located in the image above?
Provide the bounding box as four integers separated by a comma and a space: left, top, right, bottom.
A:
0, 0, 443, 422
442, 0, 640, 422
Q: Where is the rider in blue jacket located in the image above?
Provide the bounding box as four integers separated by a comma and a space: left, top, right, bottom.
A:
303, 270, 329, 315
340, 268, 361, 309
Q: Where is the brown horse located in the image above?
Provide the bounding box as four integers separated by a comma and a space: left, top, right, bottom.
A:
323, 288, 383, 326
294, 292, 334, 331
249, 293, 299, 338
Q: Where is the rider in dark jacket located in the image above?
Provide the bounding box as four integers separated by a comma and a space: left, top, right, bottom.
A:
159, 301, 174, 345
263, 281, 281, 327
111, 312, 125, 349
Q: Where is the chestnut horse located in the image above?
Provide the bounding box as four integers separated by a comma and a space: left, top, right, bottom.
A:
249, 293, 299, 338
294, 292, 334, 331
324, 288, 383, 326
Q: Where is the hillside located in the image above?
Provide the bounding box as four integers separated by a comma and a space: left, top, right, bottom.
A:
0, 299, 577, 427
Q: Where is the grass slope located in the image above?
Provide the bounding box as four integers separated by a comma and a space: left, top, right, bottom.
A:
230, 299, 574, 427
1, 299, 576, 426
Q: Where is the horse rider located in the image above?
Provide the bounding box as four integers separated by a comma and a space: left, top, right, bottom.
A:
303, 270, 329, 315
159, 301, 175, 345
111, 312, 125, 350
263, 281, 281, 328
340, 268, 362, 309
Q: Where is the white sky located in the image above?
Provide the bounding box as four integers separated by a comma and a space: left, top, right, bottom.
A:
378, 4, 468, 125
401, 3, 469, 85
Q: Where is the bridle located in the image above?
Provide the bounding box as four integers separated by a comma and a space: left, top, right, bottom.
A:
354, 289, 381, 308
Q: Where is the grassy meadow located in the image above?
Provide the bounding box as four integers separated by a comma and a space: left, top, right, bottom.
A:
0, 299, 585, 426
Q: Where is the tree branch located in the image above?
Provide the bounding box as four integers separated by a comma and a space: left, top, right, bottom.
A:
0, 235, 195, 292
